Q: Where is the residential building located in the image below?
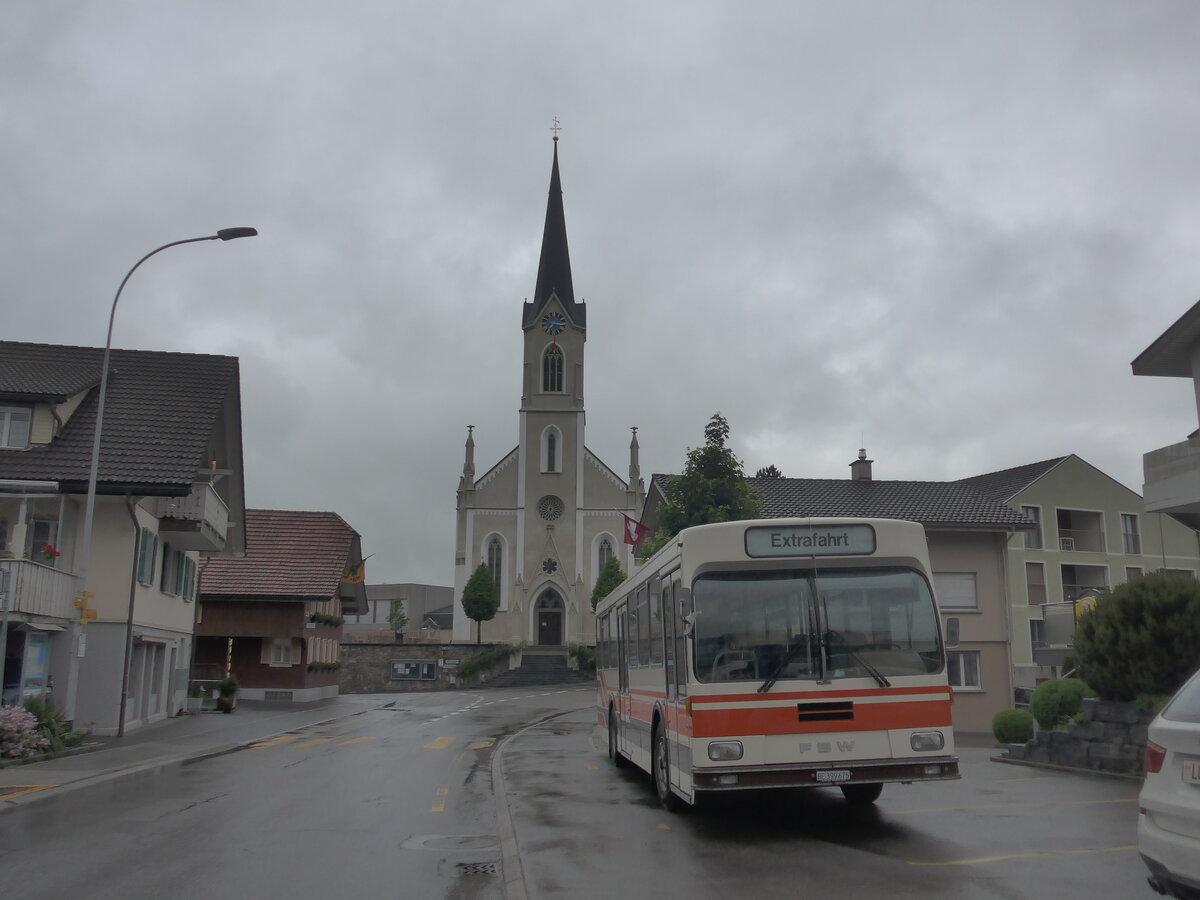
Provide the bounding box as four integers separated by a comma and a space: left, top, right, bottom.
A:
1132, 297, 1200, 528
641, 455, 1032, 734
343, 583, 453, 644
196, 508, 368, 703
0, 340, 245, 733
959, 455, 1200, 691
452, 137, 644, 649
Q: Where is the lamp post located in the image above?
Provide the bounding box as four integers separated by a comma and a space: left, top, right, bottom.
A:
68, 227, 257, 731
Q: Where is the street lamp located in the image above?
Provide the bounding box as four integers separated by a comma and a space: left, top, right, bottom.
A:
69, 227, 257, 731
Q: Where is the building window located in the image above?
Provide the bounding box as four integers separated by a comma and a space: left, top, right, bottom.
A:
1121, 514, 1141, 554
0, 406, 31, 449
540, 425, 563, 473
946, 650, 982, 689
1021, 506, 1042, 549
542, 344, 563, 392
268, 638, 294, 666
934, 572, 978, 610
487, 536, 503, 587
1125, 566, 1143, 583
160, 544, 196, 599
1025, 562, 1046, 606
599, 537, 614, 570
136, 528, 158, 585
1029, 619, 1046, 651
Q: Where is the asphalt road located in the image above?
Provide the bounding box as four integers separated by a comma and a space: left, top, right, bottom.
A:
0, 688, 1154, 899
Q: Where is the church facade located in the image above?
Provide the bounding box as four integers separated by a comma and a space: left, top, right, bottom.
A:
451, 140, 644, 647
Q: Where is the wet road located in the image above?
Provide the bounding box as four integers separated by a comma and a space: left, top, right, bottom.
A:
507, 709, 1150, 899
1, 687, 1152, 899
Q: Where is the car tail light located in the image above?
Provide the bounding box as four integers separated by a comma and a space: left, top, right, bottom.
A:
1144, 740, 1166, 774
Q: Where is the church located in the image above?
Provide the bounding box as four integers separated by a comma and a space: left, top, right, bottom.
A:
451, 137, 645, 647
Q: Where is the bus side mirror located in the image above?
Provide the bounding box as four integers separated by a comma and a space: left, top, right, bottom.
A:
944, 617, 960, 649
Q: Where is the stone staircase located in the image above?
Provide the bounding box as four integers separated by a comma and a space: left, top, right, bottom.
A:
482, 651, 594, 688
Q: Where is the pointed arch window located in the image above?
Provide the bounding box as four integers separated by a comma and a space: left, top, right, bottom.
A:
542, 344, 564, 393
487, 536, 503, 587
540, 425, 563, 473
599, 537, 614, 570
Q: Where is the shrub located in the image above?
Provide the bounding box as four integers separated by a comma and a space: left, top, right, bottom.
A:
568, 643, 596, 676
456, 645, 513, 680
992, 708, 1034, 744
1073, 571, 1200, 702
1030, 678, 1094, 729
21, 696, 83, 750
0, 704, 51, 759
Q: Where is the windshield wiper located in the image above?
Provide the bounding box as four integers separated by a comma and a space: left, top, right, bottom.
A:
757, 640, 807, 693
824, 629, 891, 688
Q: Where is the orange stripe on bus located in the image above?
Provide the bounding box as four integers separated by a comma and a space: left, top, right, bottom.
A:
691, 698, 952, 737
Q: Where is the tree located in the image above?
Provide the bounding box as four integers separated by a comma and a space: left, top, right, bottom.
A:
1073, 571, 1200, 702
590, 557, 627, 610
755, 464, 784, 478
387, 598, 408, 638
640, 412, 760, 556
461, 563, 500, 644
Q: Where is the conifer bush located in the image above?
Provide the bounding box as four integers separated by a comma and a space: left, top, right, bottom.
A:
1073, 571, 1200, 702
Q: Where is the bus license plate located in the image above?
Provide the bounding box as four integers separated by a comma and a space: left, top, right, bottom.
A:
815, 769, 851, 783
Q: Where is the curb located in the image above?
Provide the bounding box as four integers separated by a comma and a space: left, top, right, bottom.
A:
990, 753, 1144, 782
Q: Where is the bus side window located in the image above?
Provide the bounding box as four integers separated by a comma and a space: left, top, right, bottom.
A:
662, 583, 675, 696
674, 583, 689, 696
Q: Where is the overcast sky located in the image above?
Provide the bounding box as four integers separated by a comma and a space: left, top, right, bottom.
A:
5, 2, 1200, 586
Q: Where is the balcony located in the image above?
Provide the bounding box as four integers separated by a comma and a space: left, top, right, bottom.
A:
154, 482, 230, 553
0, 559, 76, 620
1142, 437, 1200, 527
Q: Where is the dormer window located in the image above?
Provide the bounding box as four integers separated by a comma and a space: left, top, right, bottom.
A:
0, 406, 31, 449
542, 344, 563, 392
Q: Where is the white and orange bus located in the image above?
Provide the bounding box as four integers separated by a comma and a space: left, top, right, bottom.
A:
596, 517, 959, 809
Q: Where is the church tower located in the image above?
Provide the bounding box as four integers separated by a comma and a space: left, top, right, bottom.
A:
452, 135, 645, 651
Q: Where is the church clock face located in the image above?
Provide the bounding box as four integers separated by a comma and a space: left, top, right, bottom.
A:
541, 313, 566, 335
537, 494, 564, 521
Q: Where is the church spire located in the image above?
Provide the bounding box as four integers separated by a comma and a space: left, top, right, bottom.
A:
458, 425, 476, 492
523, 129, 586, 330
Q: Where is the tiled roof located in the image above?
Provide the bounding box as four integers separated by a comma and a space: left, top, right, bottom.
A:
200, 509, 359, 599
0, 341, 240, 493
954, 457, 1069, 503
648, 473, 1031, 529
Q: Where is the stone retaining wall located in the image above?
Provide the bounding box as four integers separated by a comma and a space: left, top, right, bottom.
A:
1004, 697, 1154, 775
339, 643, 508, 693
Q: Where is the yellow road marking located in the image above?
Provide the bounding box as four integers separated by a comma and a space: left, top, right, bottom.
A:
433, 787, 449, 812
586, 764, 599, 770
657, 823, 671, 830
294, 737, 336, 749
909, 844, 1137, 867
338, 736, 377, 747
0, 785, 55, 800
424, 736, 455, 750
250, 735, 299, 749
890, 797, 1137, 816
466, 740, 495, 750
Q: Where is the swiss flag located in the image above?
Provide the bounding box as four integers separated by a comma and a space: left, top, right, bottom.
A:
622, 514, 648, 545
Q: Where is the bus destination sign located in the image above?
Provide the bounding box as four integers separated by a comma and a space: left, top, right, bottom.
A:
745, 523, 876, 558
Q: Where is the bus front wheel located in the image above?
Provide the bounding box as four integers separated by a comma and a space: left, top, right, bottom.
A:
840, 782, 883, 805
653, 726, 682, 812
609, 709, 627, 768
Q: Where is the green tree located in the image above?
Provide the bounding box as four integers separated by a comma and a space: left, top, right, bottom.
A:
590, 556, 627, 610
755, 464, 784, 478
640, 413, 760, 556
461, 563, 500, 644
387, 598, 408, 636
1073, 571, 1200, 702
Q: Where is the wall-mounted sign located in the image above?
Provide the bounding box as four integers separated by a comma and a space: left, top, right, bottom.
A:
745, 523, 876, 558
390, 660, 437, 681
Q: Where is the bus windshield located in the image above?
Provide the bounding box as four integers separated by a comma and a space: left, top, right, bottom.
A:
692, 567, 942, 684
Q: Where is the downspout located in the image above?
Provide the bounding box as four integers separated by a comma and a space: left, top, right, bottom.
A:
117, 493, 141, 737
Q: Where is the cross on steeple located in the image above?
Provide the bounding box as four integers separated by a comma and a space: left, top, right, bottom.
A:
550, 116, 562, 141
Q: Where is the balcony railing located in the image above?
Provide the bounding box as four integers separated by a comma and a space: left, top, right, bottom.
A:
155, 482, 230, 553
1142, 437, 1200, 516
0, 559, 76, 620
1057, 528, 1105, 553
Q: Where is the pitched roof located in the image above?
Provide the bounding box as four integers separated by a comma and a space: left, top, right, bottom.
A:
648, 473, 1032, 530
522, 140, 586, 331
0, 340, 241, 494
954, 457, 1069, 503
200, 509, 359, 599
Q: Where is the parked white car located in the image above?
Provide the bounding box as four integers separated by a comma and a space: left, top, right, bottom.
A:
1139, 666, 1200, 898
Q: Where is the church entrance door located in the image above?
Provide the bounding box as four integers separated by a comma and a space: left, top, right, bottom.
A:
535, 591, 564, 645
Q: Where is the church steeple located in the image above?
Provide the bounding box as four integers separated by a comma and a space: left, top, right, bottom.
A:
522, 135, 586, 331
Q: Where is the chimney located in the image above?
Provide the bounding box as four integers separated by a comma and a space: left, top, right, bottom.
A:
850, 448, 873, 482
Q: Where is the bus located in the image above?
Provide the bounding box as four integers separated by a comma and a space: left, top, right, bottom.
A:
596, 517, 959, 810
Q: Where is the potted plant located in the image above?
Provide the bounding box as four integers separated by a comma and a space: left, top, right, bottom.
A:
216, 675, 239, 713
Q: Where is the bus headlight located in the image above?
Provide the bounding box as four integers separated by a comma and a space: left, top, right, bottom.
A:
708, 741, 744, 761
911, 732, 945, 752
